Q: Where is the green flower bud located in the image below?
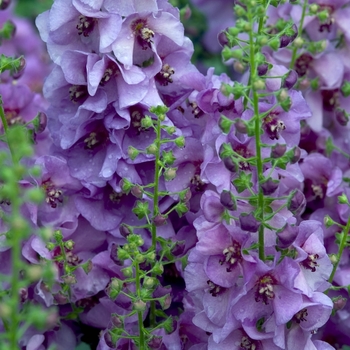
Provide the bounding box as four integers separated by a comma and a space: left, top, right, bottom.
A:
121, 266, 133, 278
174, 136, 185, 148
141, 115, 153, 128
26, 188, 45, 203
338, 194, 349, 205
146, 143, 158, 155
128, 146, 139, 160
324, 215, 335, 228
133, 299, 147, 312
164, 167, 177, 181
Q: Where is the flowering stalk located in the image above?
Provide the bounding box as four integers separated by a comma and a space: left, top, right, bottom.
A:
247, 4, 266, 261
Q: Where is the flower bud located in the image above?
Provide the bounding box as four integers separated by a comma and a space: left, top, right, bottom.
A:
218, 30, 229, 47
143, 276, 157, 289
233, 61, 245, 73
153, 214, 167, 226
152, 262, 164, 275
280, 35, 292, 48
164, 167, 177, 181
159, 294, 172, 310
53, 292, 69, 305
283, 70, 298, 90
324, 215, 335, 228
235, 118, 248, 134
341, 81, 350, 97
121, 266, 133, 278
335, 108, 349, 126
119, 224, 132, 238
271, 143, 287, 158
148, 336, 163, 349
128, 146, 139, 160
260, 178, 279, 195
111, 314, 123, 328
239, 212, 260, 232
220, 190, 237, 210
171, 240, 186, 256
253, 79, 265, 90
288, 189, 306, 215
277, 223, 298, 249
174, 136, 185, 148
333, 296, 347, 312
0, 0, 11, 10
223, 156, 237, 173
19, 288, 28, 303
146, 143, 158, 155
338, 193, 349, 205
290, 147, 301, 164
133, 299, 147, 312
257, 63, 269, 76
12, 56, 26, 79
131, 185, 143, 198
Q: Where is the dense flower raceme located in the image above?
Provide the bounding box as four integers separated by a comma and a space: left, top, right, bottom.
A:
2, 0, 350, 348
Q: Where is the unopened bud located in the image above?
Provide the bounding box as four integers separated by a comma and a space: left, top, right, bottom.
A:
333, 296, 347, 312
271, 143, 287, 158
153, 214, 167, 226
133, 299, 147, 312
12, 56, 26, 79
335, 109, 349, 126
233, 61, 245, 73
220, 190, 237, 210
260, 178, 279, 195
131, 185, 143, 198
0, 0, 11, 10
218, 30, 229, 47
283, 70, 298, 90
239, 212, 260, 232
257, 63, 269, 76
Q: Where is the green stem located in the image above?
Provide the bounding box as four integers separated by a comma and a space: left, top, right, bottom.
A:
135, 263, 145, 350
149, 115, 162, 328
328, 216, 350, 284
248, 5, 265, 261
0, 101, 22, 349
289, 0, 308, 69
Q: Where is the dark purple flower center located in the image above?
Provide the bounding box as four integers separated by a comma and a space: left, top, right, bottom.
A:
69, 85, 88, 103
132, 19, 154, 50
263, 112, 286, 140
294, 308, 308, 323
240, 335, 258, 350
301, 253, 319, 272
294, 53, 313, 77
83, 129, 109, 149
65, 250, 82, 266
100, 62, 120, 86
4, 108, 23, 126
156, 63, 175, 86
190, 174, 206, 192
189, 101, 204, 118
322, 89, 339, 112
109, 190, 125, 204
76, 15, 96, 37
234, 145, 252, 171
219, 241, 242, 272
207, 280, 226, 297
318, 5, 335, 33
255, 274, 277, 305
42, 181, 63, 208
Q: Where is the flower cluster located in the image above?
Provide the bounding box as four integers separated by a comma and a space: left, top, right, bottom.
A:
2, 0, 350, 349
